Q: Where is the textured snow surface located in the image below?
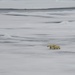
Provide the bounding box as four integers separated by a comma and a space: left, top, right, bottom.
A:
0, 1, 75, 75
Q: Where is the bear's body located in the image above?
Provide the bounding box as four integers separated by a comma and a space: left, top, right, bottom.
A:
47, 44, 60, 50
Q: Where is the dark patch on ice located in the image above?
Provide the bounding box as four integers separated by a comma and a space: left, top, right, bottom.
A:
43, 20, 75, 24
34, 34, 49, 37
0, 27, 34, 30
11, 35, 22, 38
5, 14, 30, 16
48, 13, 72, 16
0, 7, 75, 12
0, 34, 4, 37
20, 39, 49, 42
0, 41, 18, 43
11, 36, 36, 40
44, 21, 62, 24
35, 34, 49, 36
68, 20, 75, 22
5, 14, 53, 18
55, 51, 75, 55
12, 44, 36, 47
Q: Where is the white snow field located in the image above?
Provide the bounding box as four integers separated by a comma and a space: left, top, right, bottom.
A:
0, 0, 75, 75
0, 0, 75, 8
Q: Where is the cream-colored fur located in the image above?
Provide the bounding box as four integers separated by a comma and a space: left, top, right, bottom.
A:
47, 44, 60, 50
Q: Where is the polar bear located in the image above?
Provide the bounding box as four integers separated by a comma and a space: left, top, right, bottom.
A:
47, 44, 60, 50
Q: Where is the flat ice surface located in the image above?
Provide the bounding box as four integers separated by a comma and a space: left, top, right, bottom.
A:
0, 0, 75, 8
0, 1, 75, 75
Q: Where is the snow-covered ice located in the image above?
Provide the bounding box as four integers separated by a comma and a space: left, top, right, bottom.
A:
0, 0, 75, 75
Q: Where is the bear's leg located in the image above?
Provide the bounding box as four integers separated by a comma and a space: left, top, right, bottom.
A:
50, 46, 52, 49
53, 47, 56, 49
59, 47, 60, 49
